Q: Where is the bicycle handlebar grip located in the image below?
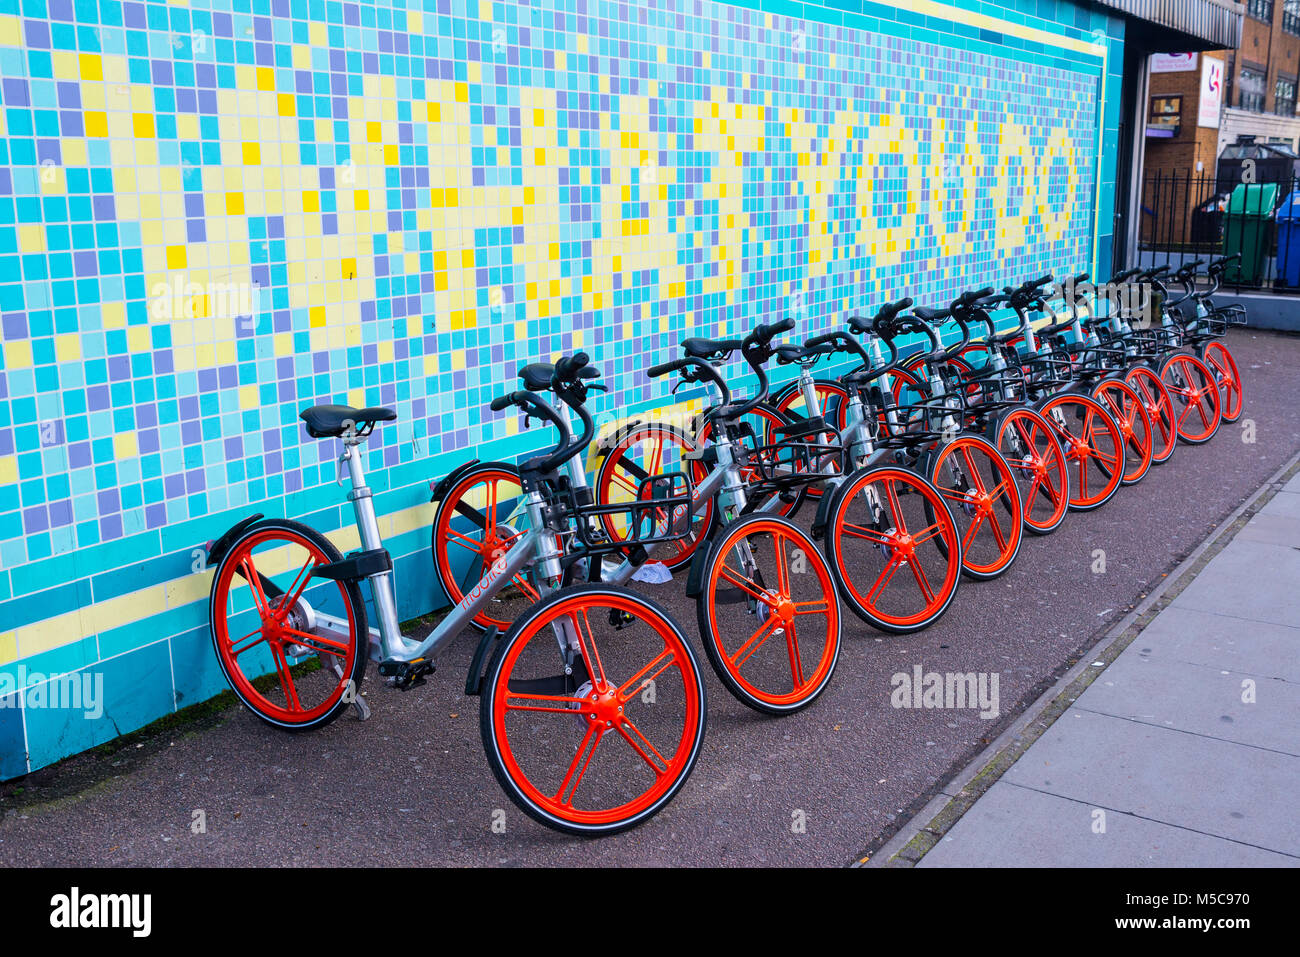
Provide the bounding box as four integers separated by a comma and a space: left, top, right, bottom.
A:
753, 316, 797, 342
648, 358, 686, 378
1027, 274, 1053, 289
880, 296, 914, 320
1072, 273, 1090, 285
490, 392, 519, 412
804, 332, 842, 348
554, 351, 590, 380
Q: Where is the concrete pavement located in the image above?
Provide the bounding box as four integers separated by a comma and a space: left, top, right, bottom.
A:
892, 470, 1300, 867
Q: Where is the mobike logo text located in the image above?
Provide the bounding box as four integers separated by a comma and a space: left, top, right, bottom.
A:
457, 552, 514, 611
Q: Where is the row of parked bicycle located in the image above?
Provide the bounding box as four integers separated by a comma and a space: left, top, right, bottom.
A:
205, 254, 1246, 837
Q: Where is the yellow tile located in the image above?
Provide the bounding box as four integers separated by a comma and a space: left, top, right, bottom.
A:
55, 333, 81, 362
166, 245, 186, 269
225, 192, 244, 215
79, 52, 103, 80
83, 111, 108, 137
242, 141, 260, 164
114, 431, 138, 460
132, 113, 155, 138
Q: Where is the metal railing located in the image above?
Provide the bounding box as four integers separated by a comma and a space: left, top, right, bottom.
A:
1138, 169, 1300, 292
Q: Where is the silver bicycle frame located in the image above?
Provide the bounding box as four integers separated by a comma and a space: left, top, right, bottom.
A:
308, 439, 565, 664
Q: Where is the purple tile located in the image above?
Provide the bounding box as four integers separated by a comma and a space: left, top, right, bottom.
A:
23, 19, 50, 49
23, 506, 49, 534
48, 499, 73, 528
97, 488, 120, 514
100, 514, 123, 542
2, 78, 30, 107
93, 187, 119, 218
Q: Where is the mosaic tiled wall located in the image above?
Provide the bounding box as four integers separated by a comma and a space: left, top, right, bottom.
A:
0, 0, 1124, 775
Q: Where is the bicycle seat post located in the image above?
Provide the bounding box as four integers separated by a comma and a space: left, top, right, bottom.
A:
338, 429, 413, 661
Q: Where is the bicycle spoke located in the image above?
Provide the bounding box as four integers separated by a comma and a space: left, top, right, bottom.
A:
912, 521, 945, 546
270, 644, 303, 712
882, 478, 907, 534
445, 524, 486, 554
229, 626, 266, 658
773, 532, 791, 600
571, 608, 608, 690
866, 555, 901, 605
793, 598, 831, 615
555, 724, 603, 807
280, 626, 352, 659
276, 554, 318, 620
841, 522, 892, 545
987, 510, 1007, 552
615, 718, 670, 777
504, 693, 588, 715
785, 618, 805, 690
617, 647, 677, 702
960, 446, 986, 494
239, 557, 273, 620
732, 614, 781, 669
718, 563, 770, 603
910, 557, 936, 605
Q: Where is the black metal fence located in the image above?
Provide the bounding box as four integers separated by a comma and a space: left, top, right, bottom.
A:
1138, 170, 1300, 292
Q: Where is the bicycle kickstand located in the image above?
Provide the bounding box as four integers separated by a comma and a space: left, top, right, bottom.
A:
331, 660, 372, 720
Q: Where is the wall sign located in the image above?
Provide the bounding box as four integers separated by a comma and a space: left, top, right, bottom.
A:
1152, 52, 1198, 73
1198, 56, 1223, 128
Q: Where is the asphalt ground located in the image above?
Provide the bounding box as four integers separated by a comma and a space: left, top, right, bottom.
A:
0, 329, 1296, 867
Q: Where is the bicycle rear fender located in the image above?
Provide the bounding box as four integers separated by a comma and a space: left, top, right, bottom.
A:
204, 512, 265, 567
428, 458, 485, 503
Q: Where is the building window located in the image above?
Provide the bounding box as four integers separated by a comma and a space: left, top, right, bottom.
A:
1286, 0, 1300, 33
1277, 76, 1298, 116
1149, 95, 1182, 134
1240, 67, 1267, 112
1249, 0, 1274, 21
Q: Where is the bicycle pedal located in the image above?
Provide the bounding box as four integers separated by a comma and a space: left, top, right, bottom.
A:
378, 657, 435, 691
608, 608, 636, 630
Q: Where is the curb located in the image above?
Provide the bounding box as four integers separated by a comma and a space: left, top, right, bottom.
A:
855, 446, 1300, 868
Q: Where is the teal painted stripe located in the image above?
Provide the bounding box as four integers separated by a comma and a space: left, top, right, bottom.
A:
22, 640, 174, 771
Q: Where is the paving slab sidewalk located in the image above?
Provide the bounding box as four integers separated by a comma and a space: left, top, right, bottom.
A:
899, 472, 1300, 868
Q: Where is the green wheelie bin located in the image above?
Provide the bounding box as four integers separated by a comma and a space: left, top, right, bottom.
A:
1222, 182, 1279, 285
